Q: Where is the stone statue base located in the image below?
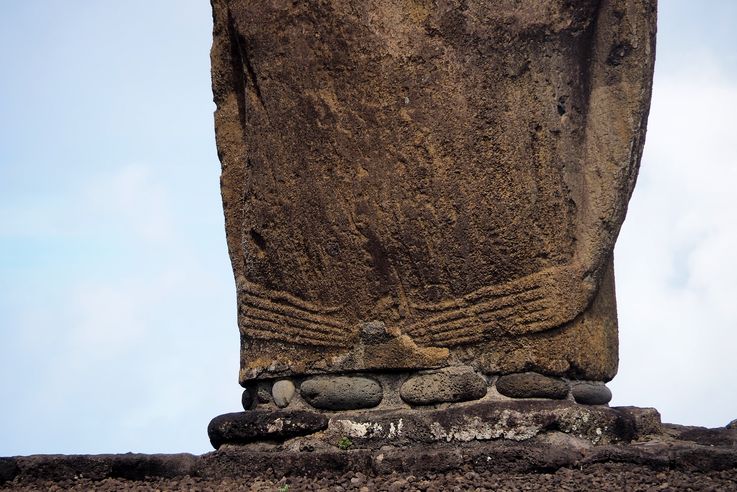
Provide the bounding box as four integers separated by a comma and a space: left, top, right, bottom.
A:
208, 400, 660, 451
209, 366, 621, 450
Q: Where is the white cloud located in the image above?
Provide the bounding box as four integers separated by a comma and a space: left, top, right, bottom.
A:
612, 55, 737, 427
0, 163, 174, 244
84, 164, 176, 244
1, 162, 238, 454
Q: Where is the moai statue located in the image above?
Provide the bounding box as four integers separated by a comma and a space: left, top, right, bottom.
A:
209, 0, 656, 446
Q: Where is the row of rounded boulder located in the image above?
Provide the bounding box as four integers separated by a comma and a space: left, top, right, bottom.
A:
243, 367, 612, 412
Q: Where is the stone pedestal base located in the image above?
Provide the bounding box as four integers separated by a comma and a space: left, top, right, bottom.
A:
208, 400, 661, 451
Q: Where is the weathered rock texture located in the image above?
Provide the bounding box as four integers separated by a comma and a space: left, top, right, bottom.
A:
400, 367, 487, 405
300, 376, 384, 410
496, 372, 570, 399
208, 410, 328, 449
211, 0, 656, 383
5, 417, 737, 490
571, 380, 613, 405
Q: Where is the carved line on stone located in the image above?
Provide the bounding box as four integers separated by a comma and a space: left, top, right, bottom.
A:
409, 277, 543, 313
242, 294, 348, 332
408, 288, 545, 332
239, 262, 589, 348
244, 319, 352, 348
410, 303, 549, 346
241, 311, 353, 347
241, 280, 343, 315
245, 325, 350, 348
405, 285, 550, 345
239, 279, 353, 348
413, 313, 553, 348
243, 303, 351, 341
404, 264, 589, 346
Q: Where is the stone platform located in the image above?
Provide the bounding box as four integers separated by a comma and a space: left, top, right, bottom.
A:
3, 416, 737, 489
208, 400, 659, 450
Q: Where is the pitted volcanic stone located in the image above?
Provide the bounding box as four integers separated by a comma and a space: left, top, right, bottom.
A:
322, 400, 662, 447
256, 383, 272, 404
272, 380, 296, 408
571, 381, 612, 405
400, 367, 487, 405
300, 376, 382, 410
496, 372, 569, 400
207, 410, 328, 449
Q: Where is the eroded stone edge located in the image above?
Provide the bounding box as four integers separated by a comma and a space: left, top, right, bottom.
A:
4, 430, 737, 486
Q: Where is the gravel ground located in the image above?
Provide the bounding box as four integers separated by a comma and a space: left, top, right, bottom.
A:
4, 464, 737, 491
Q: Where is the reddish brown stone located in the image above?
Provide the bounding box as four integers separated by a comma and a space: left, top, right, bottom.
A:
211, 0, 656, 383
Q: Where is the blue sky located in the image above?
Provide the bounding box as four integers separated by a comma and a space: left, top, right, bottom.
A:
1, 1, 736, 455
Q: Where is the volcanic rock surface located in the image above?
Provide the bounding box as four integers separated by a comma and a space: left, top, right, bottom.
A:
3, 419, 737, 491
212, 0, 657, 384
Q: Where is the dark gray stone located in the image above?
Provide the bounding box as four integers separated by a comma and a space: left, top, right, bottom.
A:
256, 383, 272, 404
673, 426, 737, 447
0, 458, 18, 485
8, 430, 737, 485
615, 406, 663, 439
496, 372, 569, 400
400, 367, 487, 405
727, 419, 737, 430
207, 410, 328, 449
272, 380, 296, 408
300, 376, 382, 410
241, 388, 255, 410
5, 454, 197, 483
571, 381, 612, 405
359, 321, 393, 344
324, 400, 660, 447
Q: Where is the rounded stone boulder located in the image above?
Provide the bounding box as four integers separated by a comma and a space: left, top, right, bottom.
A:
300, 376, 383, 410
208, 410, 328, 449
272, 380, 296, 408
495, 372, 569, 400
400, 367, 487, 405
571, 381, 612, 405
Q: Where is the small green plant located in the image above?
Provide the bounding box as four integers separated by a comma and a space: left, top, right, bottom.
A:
277, 484, 289, 492
337, 436, 353, 450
